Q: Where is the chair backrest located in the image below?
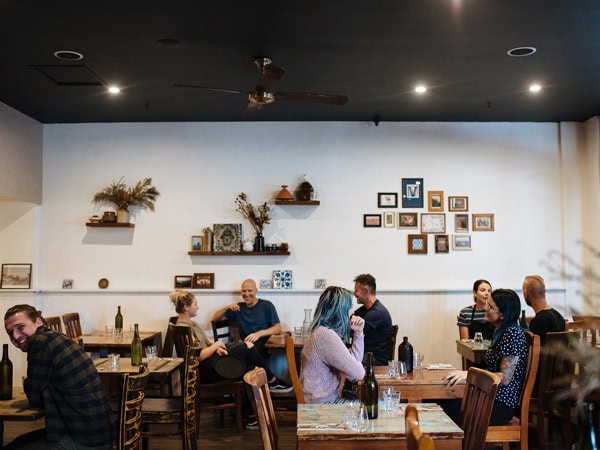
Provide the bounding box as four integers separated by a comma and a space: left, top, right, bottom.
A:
284, 332, 304, 404
390, 324, 399, 360
458, 367, 501, 450
169, 323, 195, 358
181, 343, 202, 443
568, 317, 599, 346
212, 318, 239, 343
244, 367, 279, 450
161, 316, 179, 357
516, 332, 540, 437
538, 330, 579, 399
61, 312, 82, 339
44, 315, 63, 333
405, 404, 435, 450
117, 364, 150, 450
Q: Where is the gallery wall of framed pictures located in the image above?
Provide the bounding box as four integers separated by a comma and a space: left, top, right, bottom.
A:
366, 180, 495, 255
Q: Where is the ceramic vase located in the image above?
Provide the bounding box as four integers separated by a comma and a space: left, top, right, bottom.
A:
254, 232, 265, 252
116, 208, 130, 224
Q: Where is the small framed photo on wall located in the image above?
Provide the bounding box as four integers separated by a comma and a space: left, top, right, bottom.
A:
472, 213, 495, 231
408, 234, 428, 254
363, 214, 382, 227
191, 235, 203, 251
420, 213, 446, 234
193, 273, 215, 289
401, 178, 424, 208
174, 275, 193, 289
427, 191, 444, 212
398, 213, 418, 228
1, 263, 32, 289
434, 235, 450, 253
455, 214, 469, 233
452, 235, 472, 250
378, 192, 398, 208
383, 212, 396, 228
448, 196, 468, 212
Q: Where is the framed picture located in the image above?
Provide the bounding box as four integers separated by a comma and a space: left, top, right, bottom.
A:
434, 235, 450, 253
452, 235, 472, 250
259, 279, 272, 289
174, 275, 193, 289
191, 235, 203, 251
472, 213, 495, 231
383, 212, 396, 228
193, 272, 215, 289
408, 234, 428, 254
1, 263, 32, 289
377, 192, 398, 208
455, 214, 469, 233
401, 178, 424, 208
448, 196, 469, 212
398, 212, 418, 228
428, 191, 444, 212
363, 214, 382, 227
62, 279, 73, 289
420, 213, 446, 233
213, 223, 242, 252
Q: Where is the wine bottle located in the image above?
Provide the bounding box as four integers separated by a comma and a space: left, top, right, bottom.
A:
397, 336, 414, 373
131, 323, 143, 366
115, 306, 123, 335
360, 352, 378, 419
0, 344, 13, 400
520, 310, 529, 331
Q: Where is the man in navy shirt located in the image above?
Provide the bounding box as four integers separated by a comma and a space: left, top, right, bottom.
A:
353, 273, 393, 365
212, 279, 291, 392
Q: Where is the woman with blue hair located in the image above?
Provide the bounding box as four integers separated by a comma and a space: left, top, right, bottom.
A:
444, 288, 528, 425
300, 286, 366, 404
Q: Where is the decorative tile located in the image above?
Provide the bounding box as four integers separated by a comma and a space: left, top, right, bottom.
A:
212, 224, 242, 252
314, 279, 326, 289
272, 269, 293, 289
259, 279, 272, 289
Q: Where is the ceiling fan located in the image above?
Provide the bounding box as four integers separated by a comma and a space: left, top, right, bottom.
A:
173, 57, 348, 112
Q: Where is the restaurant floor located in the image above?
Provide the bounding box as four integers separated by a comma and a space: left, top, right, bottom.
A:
4, 410, 575, 449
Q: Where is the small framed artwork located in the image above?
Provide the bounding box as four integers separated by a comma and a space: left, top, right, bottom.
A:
377, 192, 398, 208
193, 273, 215, 289
455, 214, 469, 233
174, 275, 193, 289
398, 213, 418, 228
1, 263, 32, 289
408, 234, 428, 254
363, 214, 382, 227
472, 213, 495, 231
428, 191, 444, 212
191, 235, 203, 251
259, 279, 272, 289
420, 213, 446, 233
62, 279, 73, 289
434, 235, 450, 253
383, 212, 396, 228
314, 278, 327, 289
452, 235, 472, 250
448, 196, 469, 212
401, 178, 424, 208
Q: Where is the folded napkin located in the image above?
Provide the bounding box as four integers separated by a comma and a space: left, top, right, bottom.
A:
297, 422, 347, 430
375, 374, 391, 378
425, 364, 455, 370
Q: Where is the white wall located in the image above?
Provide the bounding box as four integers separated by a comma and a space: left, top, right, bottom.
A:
2, 119, 598, 380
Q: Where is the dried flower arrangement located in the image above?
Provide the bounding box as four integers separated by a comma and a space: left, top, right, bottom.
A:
235, 192, 271, 233
93, 177, 160, 212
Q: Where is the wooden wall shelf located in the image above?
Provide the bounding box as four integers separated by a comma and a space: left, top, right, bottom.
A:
86, 223, 135, 228
274, 200, 320, 205
188, 251, 290, 256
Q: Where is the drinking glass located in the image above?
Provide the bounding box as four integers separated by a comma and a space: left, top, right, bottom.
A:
346, 401, 361, 430
398, 361, 407, 379
385, 390, 401, 414
414, 352, 425, 369
145, 345, 158, 361
105, 324, 114, 337
474, 332, 484, 347
388, 360, 400, 378
356, 403, 369, 432
293, 326, 303, 337
108, 353, 120, 370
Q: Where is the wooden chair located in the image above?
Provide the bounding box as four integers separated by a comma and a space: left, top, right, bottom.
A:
284, 332, 304, 404
244, 367, 280, 450
485, 332, 540, 450
390, 324, 399, 360
116, 364, 150, 450
529, 330, 579, 450
458, 367, 501, 450
405, 404, 435, 450
44, 315, 63, 333
61, 312, 82, 340
568, 317, 600, 346
170, 324, 244, 432
211, 318, 239, 343
160, 316, 179, 357
141, 343, 201, 450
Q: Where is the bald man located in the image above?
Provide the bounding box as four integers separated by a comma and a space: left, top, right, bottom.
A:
523, 275, 565, 345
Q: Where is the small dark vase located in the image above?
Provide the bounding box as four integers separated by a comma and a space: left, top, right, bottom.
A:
577, 402, 599, 450
254, 232, 265, 252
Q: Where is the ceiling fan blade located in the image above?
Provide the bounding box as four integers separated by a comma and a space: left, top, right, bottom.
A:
243, 102, 263, 113
256, 64, 286, 92
275, 91, 348, 105
171, 83, 245, 95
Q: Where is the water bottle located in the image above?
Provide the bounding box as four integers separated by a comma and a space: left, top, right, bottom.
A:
360, 352, 378, 419
131, 323, 143, 365
397, 336, 414, 373
0, 344, 13, 400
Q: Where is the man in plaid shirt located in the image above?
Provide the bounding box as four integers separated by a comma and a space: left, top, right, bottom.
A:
4, 304, 115, 449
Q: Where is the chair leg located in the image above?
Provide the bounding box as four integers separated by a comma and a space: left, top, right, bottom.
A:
560, 404, 574, 447
536, 412, 547, 450
236, 389, 243, 432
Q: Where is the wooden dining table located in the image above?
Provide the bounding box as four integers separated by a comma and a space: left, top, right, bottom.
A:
297, 403, 463, 450
265, 333, 306, 351
0, 387, 44, 446
82, 330, 162, 357
357, 366, 465, 403
455, 339, 490, 369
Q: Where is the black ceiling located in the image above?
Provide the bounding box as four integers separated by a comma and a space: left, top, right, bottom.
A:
1, 1, 599, 124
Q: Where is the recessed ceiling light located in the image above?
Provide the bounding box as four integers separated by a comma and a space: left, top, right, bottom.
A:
108, 86, 121, 94
507, 47, 536, 57
414, 85, 427, 94
529, 84, 541, 93
53, 50, 84, 61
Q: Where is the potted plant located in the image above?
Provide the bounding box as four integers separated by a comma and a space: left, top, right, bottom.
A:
235, 192, 270, 251
92, 177, 160, 223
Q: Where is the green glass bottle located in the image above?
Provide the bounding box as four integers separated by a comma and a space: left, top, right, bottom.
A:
115, 306, 123, 335
131, 323, 143, 366
0, 344, 13, 400
360, 351, 378, 419
520, 310, 529, 331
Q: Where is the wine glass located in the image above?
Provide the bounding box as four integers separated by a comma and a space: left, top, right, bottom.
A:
398, 361, 408, 379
